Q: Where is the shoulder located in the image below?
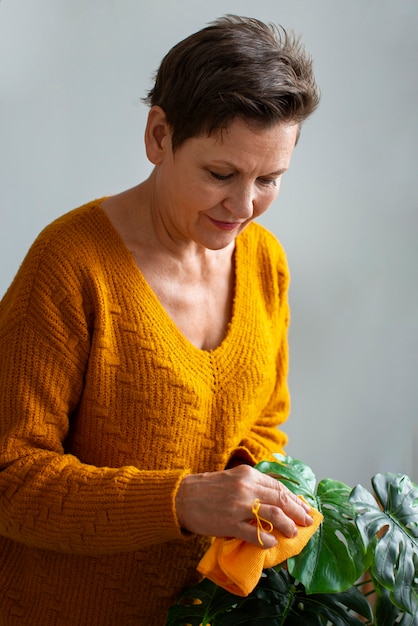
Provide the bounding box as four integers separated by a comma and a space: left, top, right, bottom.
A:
37, 198, 109, 253
238, 222, 289, 278
17, 198, 111, 276
0, 199, 109, 329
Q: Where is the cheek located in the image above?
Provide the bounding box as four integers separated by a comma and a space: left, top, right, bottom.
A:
255, 186, 281, 217
190, 180, 223, 208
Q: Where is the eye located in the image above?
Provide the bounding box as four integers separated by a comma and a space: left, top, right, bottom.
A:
209, 171, 233, 181
257, 177, 279, 187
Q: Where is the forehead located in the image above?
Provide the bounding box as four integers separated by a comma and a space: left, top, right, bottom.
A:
185, 118, 299, 171
214, 117, 299, 139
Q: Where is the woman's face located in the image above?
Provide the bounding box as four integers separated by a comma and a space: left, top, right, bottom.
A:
151, 116, 299, 250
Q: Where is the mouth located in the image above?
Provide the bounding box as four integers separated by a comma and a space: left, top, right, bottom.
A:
208, 217, 243, 231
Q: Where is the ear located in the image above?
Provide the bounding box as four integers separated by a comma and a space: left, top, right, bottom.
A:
144, 105, 172, 165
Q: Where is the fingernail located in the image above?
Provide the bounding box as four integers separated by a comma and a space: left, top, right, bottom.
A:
305, 514, 314, 525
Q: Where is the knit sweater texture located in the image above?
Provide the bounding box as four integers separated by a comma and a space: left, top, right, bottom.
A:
0, 200, 290, 626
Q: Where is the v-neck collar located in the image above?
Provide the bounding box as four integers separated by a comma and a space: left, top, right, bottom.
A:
93, 202, 247, 357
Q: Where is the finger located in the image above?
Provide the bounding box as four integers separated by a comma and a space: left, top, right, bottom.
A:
258, 478, 314, 526
257, 503, 299, 538
236, 519, 278, 549
275, 488, 314, 527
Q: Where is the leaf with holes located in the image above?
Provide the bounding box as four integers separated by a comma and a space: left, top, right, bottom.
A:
285, 582, 373, 626
166, 567, 371, 626
289, 477, 372, 594
256, 455, 372, 594
350, 473, 418, 616
374, 585, 418, 626
166, 568, 293, 625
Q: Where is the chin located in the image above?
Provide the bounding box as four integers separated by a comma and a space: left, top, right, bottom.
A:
201, 234, 238, 251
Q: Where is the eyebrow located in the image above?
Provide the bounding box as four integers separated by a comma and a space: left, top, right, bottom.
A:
210, 160, 288, 176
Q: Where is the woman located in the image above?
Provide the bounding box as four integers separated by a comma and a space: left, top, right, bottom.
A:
0, 15, 320, 626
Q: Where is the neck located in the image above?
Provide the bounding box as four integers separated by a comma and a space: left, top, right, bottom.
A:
134, 173, 236, 268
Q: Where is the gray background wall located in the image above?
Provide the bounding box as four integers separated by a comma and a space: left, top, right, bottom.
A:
1, 0, 417, 489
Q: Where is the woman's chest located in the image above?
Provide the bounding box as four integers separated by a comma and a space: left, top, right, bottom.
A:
134, 251, 235, 352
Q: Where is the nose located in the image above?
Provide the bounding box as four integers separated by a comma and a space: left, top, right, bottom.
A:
223, 182, 255, 220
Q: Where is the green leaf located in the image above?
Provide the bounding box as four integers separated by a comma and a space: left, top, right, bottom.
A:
214, 605, 283, 625
290, 477, 371, 593
271, 574, 372, 626
166, 569, 290, 626
256, 455, 317, 503
350, 473, 418, 615
166, 568, 372, 626
374, 587, 418, 626
292, 586, 373, 626
256, 455, 371, 594
165, 577, 242, 625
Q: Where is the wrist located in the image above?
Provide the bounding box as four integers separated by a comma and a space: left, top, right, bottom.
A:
175, 473, 192, 531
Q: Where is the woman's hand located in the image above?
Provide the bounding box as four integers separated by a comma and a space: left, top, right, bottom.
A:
175, 465, 313, 548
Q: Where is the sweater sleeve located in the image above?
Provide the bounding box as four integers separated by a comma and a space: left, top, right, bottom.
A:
227, 230, 291, 467
0, 230, 187, 556
227, 321, 290, 466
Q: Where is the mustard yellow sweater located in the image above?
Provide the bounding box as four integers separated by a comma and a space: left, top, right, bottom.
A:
0, 201, 290, 626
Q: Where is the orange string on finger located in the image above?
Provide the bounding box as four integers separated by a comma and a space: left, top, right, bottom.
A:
251, 498, 274, 546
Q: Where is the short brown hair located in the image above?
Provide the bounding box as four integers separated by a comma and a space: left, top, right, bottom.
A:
144, 14, 320, 150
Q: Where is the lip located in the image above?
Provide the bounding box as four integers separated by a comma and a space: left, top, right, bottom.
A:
208, 217, 242, 231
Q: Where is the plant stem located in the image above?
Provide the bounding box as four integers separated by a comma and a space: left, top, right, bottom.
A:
278, 583, 297, 625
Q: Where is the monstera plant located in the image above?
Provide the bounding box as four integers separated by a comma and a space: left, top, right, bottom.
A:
166, 455, 418, 626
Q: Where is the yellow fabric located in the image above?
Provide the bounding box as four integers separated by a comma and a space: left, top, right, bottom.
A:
197, 503, 323, 597
0, 201, 291, 625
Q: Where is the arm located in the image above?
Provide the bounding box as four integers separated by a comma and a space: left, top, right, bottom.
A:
229, 327, 290, 466
229, 235, 291, 467
0, 235, 186, 556
174, 234, 308, 548
173, 305, 309, 551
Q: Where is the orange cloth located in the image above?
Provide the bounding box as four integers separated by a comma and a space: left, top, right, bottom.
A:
197, 503, 323, 597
